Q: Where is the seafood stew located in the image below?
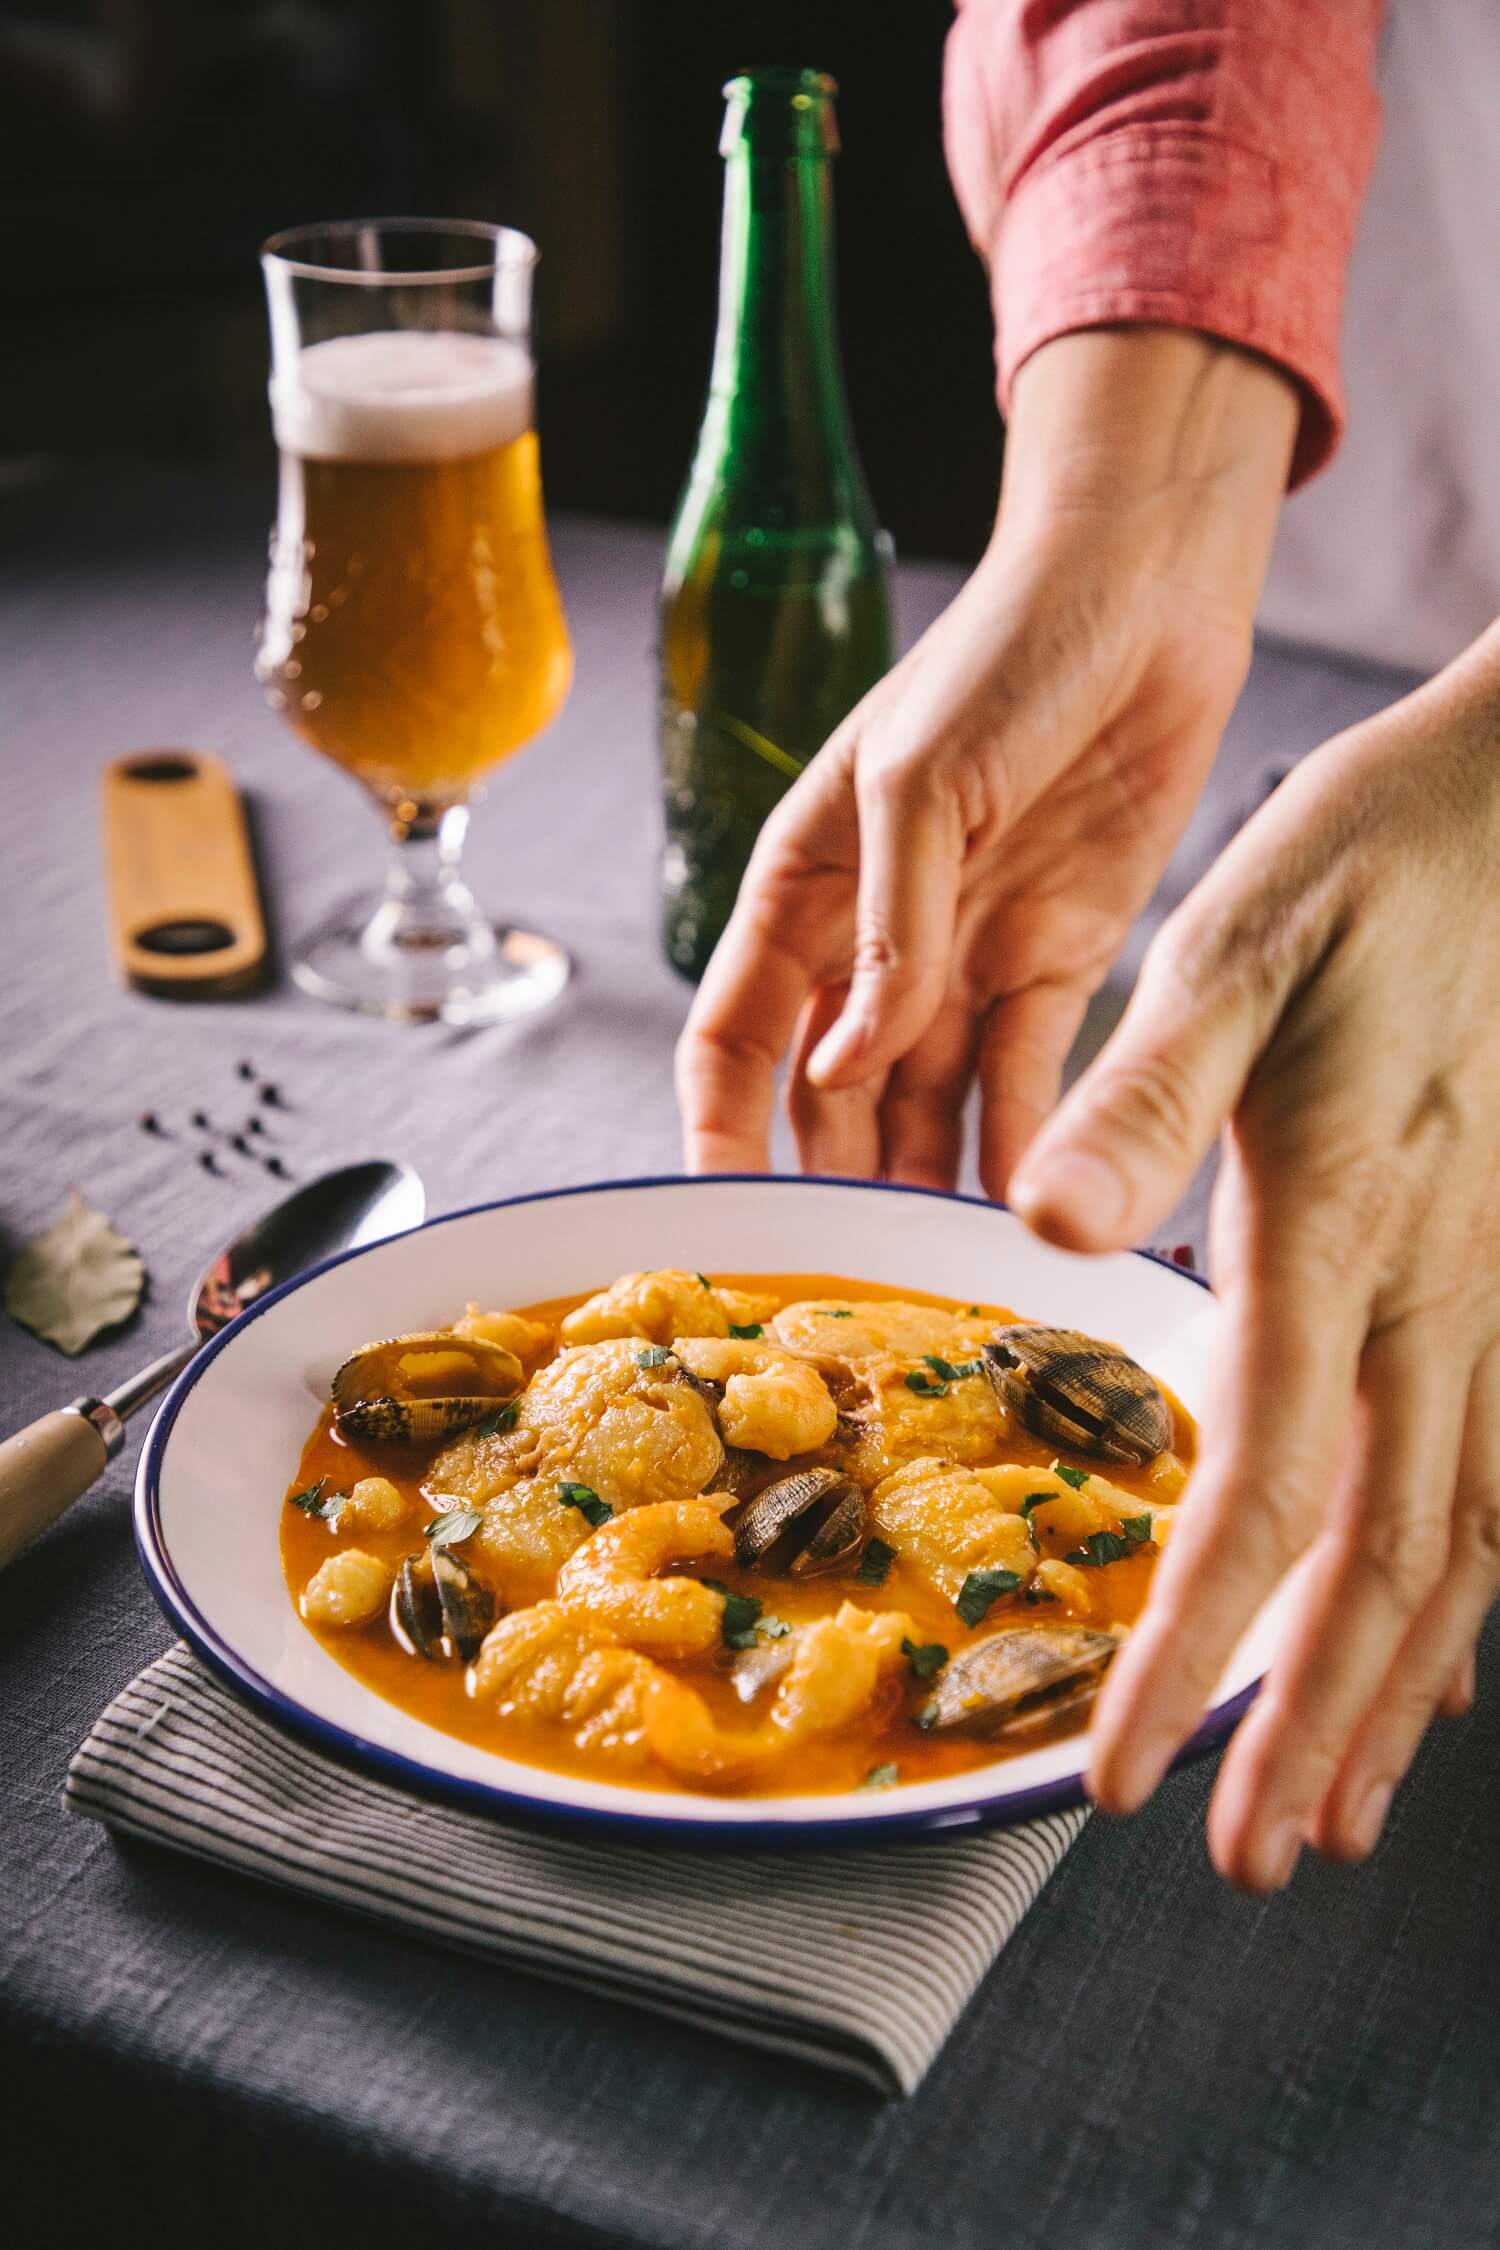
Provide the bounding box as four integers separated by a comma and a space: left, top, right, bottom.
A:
282, 1271, 1193, 1797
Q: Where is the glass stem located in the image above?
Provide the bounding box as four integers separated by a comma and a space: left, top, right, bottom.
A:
365, 800, 490, 960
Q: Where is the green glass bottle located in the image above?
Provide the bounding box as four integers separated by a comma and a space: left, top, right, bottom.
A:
659, 66, 893, 981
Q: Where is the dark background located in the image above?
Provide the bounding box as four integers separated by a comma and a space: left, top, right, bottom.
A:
0, 0, 1001, 562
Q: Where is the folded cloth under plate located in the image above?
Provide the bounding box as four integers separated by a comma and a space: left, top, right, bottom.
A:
66, 1641, 1086, 2097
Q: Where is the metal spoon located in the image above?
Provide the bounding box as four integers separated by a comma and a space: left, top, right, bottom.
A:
0, 1159, 425, 1570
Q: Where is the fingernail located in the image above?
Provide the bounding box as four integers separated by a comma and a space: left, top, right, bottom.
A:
1351, 1780, 1393, 1856
807, 1015, 867, 1087
1096, 1732, 1172, 1815
1257, 1818, 1303, 1890
1010, 1148, 1127, 1239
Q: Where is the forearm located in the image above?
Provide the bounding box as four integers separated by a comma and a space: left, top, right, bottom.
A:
994, 326, 1300, 636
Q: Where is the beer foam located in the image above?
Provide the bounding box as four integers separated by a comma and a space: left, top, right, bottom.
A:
270, 331, 534, 463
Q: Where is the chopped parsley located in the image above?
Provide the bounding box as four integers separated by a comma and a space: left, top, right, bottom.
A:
717, 1589, 766, 1651
922, 1353, 982, 1382
819, 1308, 854, 1317
557, 1480, 613, 1529
288, 1477, 344, 1521
1019, 1491, 1053, 1552
1066, 1515, 1153, 1568
905, 1369, 950, 1398
636, 1344, 673, 1368
860, 1762, 899, 1790
704, 1591, 789, 1649
728, 1321, 764, 1340
857, 1536, 896, 1587
424, 1507, 482, 1548
695, 1272, 711, 1289
966, 1305, 981, 1318
955, 1567, 1022, 1627
472, 1401, 519, 1439
901, 1637, 948, 1681
1052, 1462, 1090, 1490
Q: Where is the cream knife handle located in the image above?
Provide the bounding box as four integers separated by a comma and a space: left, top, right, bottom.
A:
0, 1399, 122, 1569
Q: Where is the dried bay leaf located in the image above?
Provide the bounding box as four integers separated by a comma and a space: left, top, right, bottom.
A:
4, 1190, 145, 1355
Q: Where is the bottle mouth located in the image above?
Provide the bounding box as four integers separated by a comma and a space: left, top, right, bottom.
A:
721, 67, 839, 156
723, 66, 837, 102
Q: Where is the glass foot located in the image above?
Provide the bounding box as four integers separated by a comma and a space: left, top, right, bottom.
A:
293, 895, 571, 1026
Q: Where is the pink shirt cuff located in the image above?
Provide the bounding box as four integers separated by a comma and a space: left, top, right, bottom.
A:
943, 4, 1384, 490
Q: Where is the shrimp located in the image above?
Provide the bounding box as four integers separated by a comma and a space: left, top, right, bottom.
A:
641, 1605, 918, 1780
472, 1603, 661, 1764
555, 1497, 734, 1658
473, 1600, 746, 1777
672, 1336, 838, 1459
763, 1602, 916, 1744
474, 1592, 919, 1786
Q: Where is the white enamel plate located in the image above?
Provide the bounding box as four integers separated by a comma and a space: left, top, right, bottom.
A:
137, 1175, 1268, 1843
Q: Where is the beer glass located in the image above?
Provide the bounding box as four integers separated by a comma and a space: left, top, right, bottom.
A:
257, 220, 573, 1023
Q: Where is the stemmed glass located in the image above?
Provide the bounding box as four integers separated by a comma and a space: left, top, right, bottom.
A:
257, 219, 573, 1024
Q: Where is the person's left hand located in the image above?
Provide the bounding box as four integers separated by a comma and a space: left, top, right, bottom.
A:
1010, 628, 1500, 1887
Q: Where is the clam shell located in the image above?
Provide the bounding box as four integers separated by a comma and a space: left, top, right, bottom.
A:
390, 1555, 441, 1658
923, 1624, 1119, 1738
433, 1546, 496, 1663
331, 1332, 524, 1445
984, 1325, 1170, 1464
732, 1467, 857, 1569
389, 1547, 496, 1662
788, 1485, 867, 1576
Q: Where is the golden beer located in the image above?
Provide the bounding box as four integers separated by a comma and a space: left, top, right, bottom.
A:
259, 330, 572, 806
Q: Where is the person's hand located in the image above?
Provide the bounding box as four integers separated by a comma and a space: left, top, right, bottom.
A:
676, 327, 1299, 1188
1010, 627, 1500, 1888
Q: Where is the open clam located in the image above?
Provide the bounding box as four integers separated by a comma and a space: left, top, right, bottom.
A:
921, 1624, 1119, 1739
983, 1324, 1170, 1465
389, 1547, 496, 1663
732, 1467, 868, 1576
331, 1332, 524, 1445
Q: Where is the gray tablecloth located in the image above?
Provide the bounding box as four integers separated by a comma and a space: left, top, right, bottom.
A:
5, 461, 1495, 2250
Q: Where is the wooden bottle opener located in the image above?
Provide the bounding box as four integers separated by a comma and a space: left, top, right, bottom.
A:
101, 750, 268, 998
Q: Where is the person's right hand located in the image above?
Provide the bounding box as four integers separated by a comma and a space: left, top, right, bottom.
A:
676, 328, 1300, 1192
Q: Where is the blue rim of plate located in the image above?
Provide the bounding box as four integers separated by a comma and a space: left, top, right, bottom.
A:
135, 1172, 1253, 1851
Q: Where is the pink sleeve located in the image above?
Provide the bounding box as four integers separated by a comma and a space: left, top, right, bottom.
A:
942, 0, 1385, 486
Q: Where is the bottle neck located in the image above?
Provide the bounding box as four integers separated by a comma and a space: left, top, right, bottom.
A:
705, 145, 854, 465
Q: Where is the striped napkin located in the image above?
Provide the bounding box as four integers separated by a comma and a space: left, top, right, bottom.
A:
66, 1643, 1086, 2096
